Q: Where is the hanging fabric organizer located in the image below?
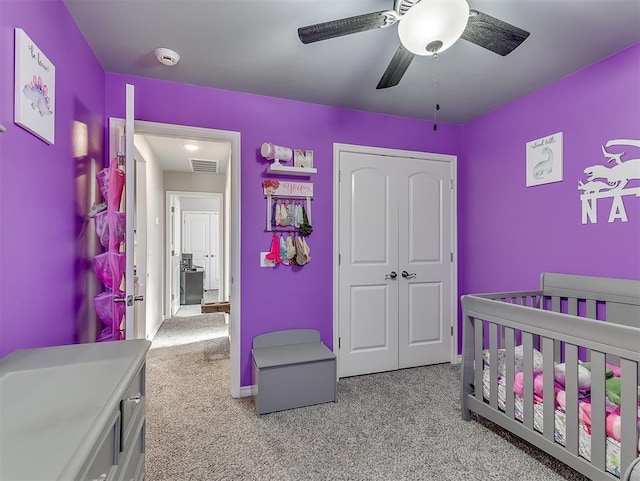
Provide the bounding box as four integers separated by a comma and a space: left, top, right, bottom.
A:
262, 179, 313, 267
91, 155, 126, 342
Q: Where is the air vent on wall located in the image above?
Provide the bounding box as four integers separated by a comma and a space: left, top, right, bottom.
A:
190, 158, 219, 173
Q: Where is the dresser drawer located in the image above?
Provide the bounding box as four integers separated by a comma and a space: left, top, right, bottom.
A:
117, 417, 145, 481
120, 364, 145, 451
78, 411, 120, 481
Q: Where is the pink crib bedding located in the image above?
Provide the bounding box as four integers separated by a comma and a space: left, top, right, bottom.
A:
482, 348, 640, 477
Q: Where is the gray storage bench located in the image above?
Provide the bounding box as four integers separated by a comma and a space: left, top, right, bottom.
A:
252, 329, 337, 414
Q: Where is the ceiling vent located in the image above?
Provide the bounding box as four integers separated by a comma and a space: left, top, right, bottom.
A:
190, 158, 219, 173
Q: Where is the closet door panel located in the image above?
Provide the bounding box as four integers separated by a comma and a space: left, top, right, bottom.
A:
339, 152, 399, 377
399, 160, 452, 368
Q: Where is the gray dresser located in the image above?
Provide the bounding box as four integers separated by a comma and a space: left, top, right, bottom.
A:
0, 339, 151, 481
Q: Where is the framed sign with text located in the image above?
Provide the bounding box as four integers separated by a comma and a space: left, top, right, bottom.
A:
14, 28, 55, 144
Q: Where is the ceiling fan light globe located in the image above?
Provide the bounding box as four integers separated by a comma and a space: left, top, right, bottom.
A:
398, 0, 470, 56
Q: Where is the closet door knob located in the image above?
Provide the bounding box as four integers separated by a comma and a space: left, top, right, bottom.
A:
385, 271, 398, 280
401, 270, 417, 279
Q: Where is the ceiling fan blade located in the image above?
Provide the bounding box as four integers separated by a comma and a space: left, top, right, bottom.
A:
460, 10, 530, 56
298, 11, 397, 44
376, 44, 416, 89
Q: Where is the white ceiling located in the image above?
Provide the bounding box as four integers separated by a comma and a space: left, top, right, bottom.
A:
135, 133, 230, 174
65, 0, 640, 126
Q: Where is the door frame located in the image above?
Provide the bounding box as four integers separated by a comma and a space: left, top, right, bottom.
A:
112, 119, 242, 398
332, 143, 459, 378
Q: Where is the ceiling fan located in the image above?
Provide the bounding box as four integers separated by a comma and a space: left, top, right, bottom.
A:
298, 0, 530, 90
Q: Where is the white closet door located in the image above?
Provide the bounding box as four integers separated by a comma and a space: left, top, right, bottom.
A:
339, 151, 399, 378
338, 148, 454, 378
397, 159, 452, 368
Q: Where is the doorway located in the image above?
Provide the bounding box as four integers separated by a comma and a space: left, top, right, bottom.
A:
126, 118, 242, 398
333, 143, 458, 378
168, 193, 223, 317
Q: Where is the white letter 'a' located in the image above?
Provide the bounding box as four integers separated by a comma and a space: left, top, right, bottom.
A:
608, 195, 628, 223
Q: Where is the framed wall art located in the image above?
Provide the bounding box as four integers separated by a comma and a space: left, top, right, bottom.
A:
526, 132, 563, 187
14, 28, 55, 144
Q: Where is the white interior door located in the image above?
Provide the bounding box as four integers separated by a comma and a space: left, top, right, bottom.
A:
338, 152, 400, 377
170, 197, 181, 315
183, 212, 209, 275
338, 148, 454, 377
209, 212, 220, 290
123, 83, 144, 339
183, 211, 220, 291
108, 84, 145, 340
398, 159, 452, 368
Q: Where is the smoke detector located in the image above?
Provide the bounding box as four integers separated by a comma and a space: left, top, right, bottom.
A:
154, 47, 180, 66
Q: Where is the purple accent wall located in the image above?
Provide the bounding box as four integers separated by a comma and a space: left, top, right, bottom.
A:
0, 1, 105, 357
104, 74, 461, 385
458, 43, 640, 350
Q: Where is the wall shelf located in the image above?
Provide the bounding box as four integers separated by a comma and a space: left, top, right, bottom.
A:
267, 163, 317, 177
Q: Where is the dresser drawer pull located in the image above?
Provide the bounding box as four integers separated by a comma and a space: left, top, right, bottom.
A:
92, 474, 108, 481
127, 393, 142, 404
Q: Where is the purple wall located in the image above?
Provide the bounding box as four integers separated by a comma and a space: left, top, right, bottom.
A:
458, 43, 640, 349
0, 1, 105, 357
104, 74, 461, 385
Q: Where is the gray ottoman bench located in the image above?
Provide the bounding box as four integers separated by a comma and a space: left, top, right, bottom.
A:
252, 329, 337, 414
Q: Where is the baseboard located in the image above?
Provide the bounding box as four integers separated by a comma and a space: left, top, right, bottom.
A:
147, 317, 165, 341
239, 384, 256, 397
452, 354, 462, 365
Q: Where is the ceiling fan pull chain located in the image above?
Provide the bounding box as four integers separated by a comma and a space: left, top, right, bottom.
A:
433, 52, 440, 132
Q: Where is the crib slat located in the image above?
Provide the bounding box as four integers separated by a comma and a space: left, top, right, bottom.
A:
505, 327, 515, 419
551, 297, 563, 361
532, 295, 540, 309
564, 344, 579, 455
542, 336, 555, 443
620, 358, 639, 476
475, 319, 484, 403
589, 351, 606, 471
523, 332, 534, 430
568, 297, 578, 316
490, 323, 499, 410
584, 300, 597, 363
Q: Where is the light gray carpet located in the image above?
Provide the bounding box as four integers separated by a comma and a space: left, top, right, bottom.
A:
145, 315, 589, 481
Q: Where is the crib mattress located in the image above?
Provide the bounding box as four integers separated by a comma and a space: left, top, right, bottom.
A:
482, 369, 638, 478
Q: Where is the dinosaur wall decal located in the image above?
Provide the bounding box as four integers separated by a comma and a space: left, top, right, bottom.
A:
580, 138, 640, 224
